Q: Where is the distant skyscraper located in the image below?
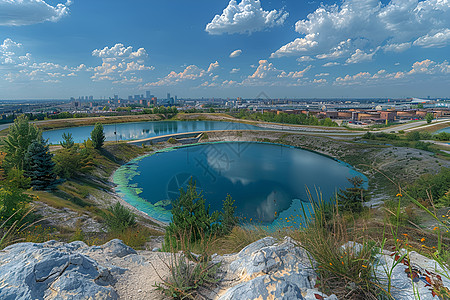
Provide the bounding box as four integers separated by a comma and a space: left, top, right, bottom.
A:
114, 94, 118, 101
167, 93, 170, 100
146, 91, 151, 99
134, 95, 140, 100
128, 96, 133, 101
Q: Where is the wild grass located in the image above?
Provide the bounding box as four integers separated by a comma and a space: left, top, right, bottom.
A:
153, 228, 220, 300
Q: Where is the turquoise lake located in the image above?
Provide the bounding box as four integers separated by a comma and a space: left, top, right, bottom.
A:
42, 121, 263, 144
113, 142, 367, 228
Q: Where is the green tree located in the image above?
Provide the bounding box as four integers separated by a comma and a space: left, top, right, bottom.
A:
4, 115, 41, 170
425, 113, 434, 124
24, 138, 56, 190
60, 132, 75, 149
91, 123, 105, 149
164, 180, 219, 249
406, 131, 421, 141
220, 194, 238, 235
337, 176, 365, 213
53, 146, 81, 178
0, 185, 32, 226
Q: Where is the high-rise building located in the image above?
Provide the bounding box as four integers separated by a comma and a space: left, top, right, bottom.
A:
114, 94, 119, 101
128, 96, 133, 101
134, 95, 140, 101
146, 91, 151, 99
167, 93, 170, 100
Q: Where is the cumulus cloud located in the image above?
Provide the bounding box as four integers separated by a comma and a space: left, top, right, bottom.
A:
383, 42, 411, 53
207, 61, 219, 73
408, 59, 450, 74
297, 56, 314, 62
229, 49, 242, 58
91, 43, 153, 82
205, 0, 288, 35
144, 62, 219, 87
323, 62, 340, 67
243, 59, 312, 86
346, 48, 379, 64
334, 58, 450, 86
230, 68, 240, 73
271, 0, 450, 62
0, 37, 84, 83
0, 0, 70, 26
413, 29, 450, 48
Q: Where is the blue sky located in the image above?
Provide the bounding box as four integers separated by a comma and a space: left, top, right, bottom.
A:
0, 0, 449, 100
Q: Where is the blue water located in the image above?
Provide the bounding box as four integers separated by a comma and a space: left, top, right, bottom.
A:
436, 127, 450, 134
42, 121, 263, 144
113, 142, 367, 228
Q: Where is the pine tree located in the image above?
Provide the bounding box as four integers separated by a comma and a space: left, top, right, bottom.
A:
91, 123, 105, 149
4, 115, 41, 170
220, 194, 238, 235
337, 176, 365, 213
60, 132, 75, 149
24, 138, 56, 190
164, 179, 219, 249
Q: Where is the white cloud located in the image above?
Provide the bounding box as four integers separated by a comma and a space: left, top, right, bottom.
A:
315, 73, 329, 77
0, 0, 70, 26
323, 62, 340, 67
346, 47, 379, 64
92, 44, 148, 61
278, 65, 312, 79
145, 62, 220, 87
91, 43, 152, 83
383, 42, 411, 53
205, 0, 288, 35
230, 68, 240, 73
413, 29, 450, 48
271, 0, 450, 60
297, 56, 314, 62
0, 37, 82, 83
408, 59, 450, 75
207, 61, 219, 73
229, 49, 242, 58
242, 59, 312, 86
334, 59, 450, 86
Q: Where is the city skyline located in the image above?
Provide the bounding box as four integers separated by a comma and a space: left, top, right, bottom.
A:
0, 0, 450, 100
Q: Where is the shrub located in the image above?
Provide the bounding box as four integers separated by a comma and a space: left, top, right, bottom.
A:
406, 131, 420, 141
167, 137, 177, 144
163, 180, 219, 251
414, 141, 432, 151
103, 202, 136, 232
154, 229, 219, 299
434, 132, 450, 141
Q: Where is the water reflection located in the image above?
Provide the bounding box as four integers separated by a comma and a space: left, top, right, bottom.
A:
114, 142, 368, 226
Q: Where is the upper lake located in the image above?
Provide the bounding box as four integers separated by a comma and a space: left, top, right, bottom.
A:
113, 142, 367, 227
436, 127, 450, 134
42, 120, 264, 144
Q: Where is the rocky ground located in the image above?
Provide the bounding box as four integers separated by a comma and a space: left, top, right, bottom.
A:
1, 237, 449, 300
